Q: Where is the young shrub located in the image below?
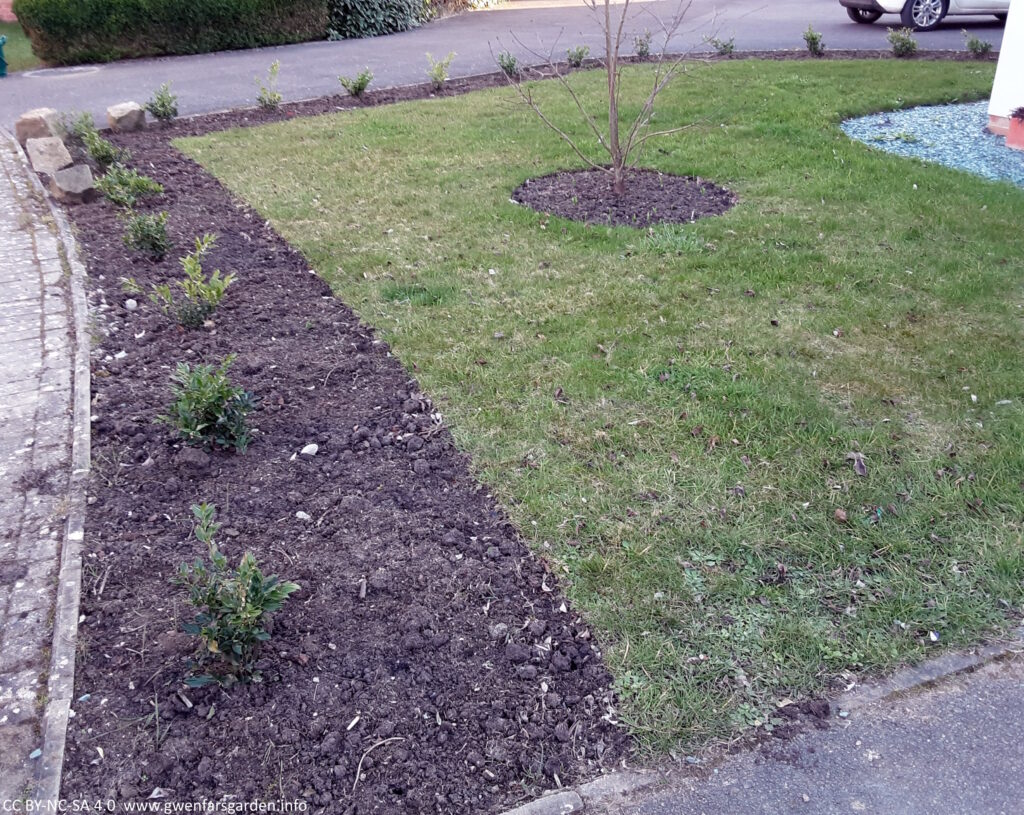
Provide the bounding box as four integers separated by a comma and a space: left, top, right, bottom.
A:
566, 45, 589, 67
704, 35, 735, 56
145, 82, 179, 123
159, 355, 255, 451
633, 30, 652, 58
95, 165, 164, 209
149, 234, 235, 328
803, 25, 824, 57
122, 211, 170, 260
962, 29, 992, 58
426, 50, 455, 90
497, 50, 519, 77
176, 502, 299, 686
338, 67, 374, 97
64, 112, 132, 170
256, 60, 283, 110
887, 27, 918, 58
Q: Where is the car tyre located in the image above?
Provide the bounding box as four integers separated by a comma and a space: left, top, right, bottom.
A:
900, 0, 948, 30
847, 7, 883, 23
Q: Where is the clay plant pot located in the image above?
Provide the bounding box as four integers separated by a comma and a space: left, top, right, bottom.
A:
1008, 109, 1024, 152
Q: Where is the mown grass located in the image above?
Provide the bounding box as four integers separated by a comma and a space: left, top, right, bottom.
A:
181, 60, 1024, 754
0, 22, 42, 72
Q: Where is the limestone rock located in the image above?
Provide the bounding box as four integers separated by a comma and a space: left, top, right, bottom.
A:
15, 108, 60, 146
49, 165, 97, 205
25, 137, 73, 178
106, 102, 147, 133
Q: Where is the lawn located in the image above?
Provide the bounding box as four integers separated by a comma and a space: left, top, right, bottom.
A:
1, 21, 41, 72
181, 60, 1024, 754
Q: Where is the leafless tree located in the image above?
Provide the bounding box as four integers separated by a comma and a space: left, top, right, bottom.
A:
501, 0, 698, 195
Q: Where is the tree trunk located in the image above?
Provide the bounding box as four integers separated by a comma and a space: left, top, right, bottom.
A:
604, 0, 624, 195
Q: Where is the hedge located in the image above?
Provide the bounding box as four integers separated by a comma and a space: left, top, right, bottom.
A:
327, 0, 424, 40
12, 0, 330, 65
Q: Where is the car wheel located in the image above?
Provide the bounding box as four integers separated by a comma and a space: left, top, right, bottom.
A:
900, 0, 948, 30
847, 7, 883, 23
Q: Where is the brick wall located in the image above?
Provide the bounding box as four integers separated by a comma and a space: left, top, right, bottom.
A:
0, 0, 16, 23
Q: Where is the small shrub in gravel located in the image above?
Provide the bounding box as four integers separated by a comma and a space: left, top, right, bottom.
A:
176, 502, 299, 687
145, 82, 179, 122
962, 30, 992, 58
121, 210, 170, 260
149, 234, 235, 328
566, 45, 589, 67
888, 27, 918, 58
95, 165, 163, 209
159, 354, 255, 451
338, 67, 373, 98
256, 60, 283, 110
803, 25, 824, 57
426, 51, 455, 91
633, 30, 652, 58
497, 50, 519, 77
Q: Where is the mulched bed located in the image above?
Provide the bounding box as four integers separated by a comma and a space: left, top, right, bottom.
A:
59, 89, 628, 813
512, 168, 736, 227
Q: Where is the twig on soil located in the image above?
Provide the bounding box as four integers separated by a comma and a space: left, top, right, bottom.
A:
352, 737, 405, 793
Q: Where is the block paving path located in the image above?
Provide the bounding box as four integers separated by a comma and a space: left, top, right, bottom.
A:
0, 133, 74, 803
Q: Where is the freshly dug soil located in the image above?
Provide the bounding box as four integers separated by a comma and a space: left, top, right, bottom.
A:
59, 107, 627, 812
512, 168, 736, 227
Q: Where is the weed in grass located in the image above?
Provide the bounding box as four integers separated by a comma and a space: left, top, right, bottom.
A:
121, 211, 169, 260
633, 30, 652, 58
962, 30, 992, 58
888, 27, 918, 58
497, 50, 519, 78
803, 25, 825, 56
567, 45, 590, 67
639, 224, 709, 254
184, 60, 1024, 754
145, 83, 179, 123
704, 35, 735, 56
380, 282, 455, 306
427, 51, 456, 91
256, 60, 283, 110
159, 355, 254, 451
176, 502, 299, 686
95, 165, 163, 209
339, 67, 374, 98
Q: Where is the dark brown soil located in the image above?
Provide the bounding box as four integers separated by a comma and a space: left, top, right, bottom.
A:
59, 99, 627, 813
512, 168, 735, 227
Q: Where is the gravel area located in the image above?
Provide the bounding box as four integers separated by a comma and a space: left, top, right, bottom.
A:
841, 100, 1024, 188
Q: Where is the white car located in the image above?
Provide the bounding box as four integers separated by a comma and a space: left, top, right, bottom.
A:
839, 0, 1009, 31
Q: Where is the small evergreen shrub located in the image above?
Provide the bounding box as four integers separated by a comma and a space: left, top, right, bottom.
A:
704, 35, 735, 56
497, 50, 518, 77
148, 234, 235, 328
256, 60, 283, 110
176, 502, 299, 686
159, 355, 255, 451
566, 45, 589, 67
339, 67, 373, 97
64, 113, 131, 170
633, 30, 652, 58
426, 51, 455, 90
887, 27, 918, 58
803, 25, 824, 56
145, 82, 179, 122
962, 29, 991, 58
95, 165, 163, 209
122, 211, 170, 260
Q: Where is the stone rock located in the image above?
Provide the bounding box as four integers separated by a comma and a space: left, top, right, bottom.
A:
49, 165, 97, 205
300, 443, 318, 456
25, 136, 72, 177
15, 108, 60, 146
107, 102, 147, 133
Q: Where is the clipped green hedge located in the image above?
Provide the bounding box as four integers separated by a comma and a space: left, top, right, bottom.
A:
327, 0, 424, 40
12, 0, 329, 65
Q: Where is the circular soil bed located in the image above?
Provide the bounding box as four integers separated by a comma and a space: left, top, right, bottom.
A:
512, 167, 736, 227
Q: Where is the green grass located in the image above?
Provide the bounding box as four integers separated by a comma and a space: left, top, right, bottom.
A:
181, 60, 1024, 754
1, 22, 42, 72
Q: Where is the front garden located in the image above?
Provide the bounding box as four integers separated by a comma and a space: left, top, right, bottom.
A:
58, 57, 1024, 811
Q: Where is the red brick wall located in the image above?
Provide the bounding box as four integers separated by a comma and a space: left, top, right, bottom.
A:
0, 0, 16, 23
